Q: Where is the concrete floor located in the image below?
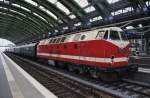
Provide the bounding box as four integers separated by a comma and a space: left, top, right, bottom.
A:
0, 53, 57, 98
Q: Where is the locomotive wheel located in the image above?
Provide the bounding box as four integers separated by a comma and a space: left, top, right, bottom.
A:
68, 65, 74, 72
100, 73, 119, 82
90, 71, 99, 78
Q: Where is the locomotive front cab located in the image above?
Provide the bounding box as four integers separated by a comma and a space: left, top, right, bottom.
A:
96, 27, 130, 66
109, 28, 129, 48
108, 28, 130, 66
105, 28, 138, 73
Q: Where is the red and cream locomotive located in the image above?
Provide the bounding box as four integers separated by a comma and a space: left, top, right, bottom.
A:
37, 27, 137, 80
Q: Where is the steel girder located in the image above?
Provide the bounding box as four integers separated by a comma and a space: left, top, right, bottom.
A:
88, 0, 111, 18
0, 8, 45, 33
0, 14, 37, 38
110, 0, 130, 11
128, 0, 146, 9
0, 13, 41, 37
0, 19, 33, 39
31, 0, 71, 24
0, 1, 54, 43
10, 0, 59, 26
0, 1, 52, 31
58, 0, 86, 21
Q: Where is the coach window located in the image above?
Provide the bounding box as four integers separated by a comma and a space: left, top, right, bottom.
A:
53, 38, 57, 43
58, 38, 61, 43
81, 35, 86, 40
55, 38, 58, 43
52, 39, 55, 43
73, 34, 81, 41
56, 38, 59, 43
49, 39, 51, 43
49, 39, 53, 43
51, 39, 54, 43
61, 37, 66, 42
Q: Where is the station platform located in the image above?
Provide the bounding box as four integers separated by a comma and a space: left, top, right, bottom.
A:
0, 52, 57, 98
130, 55, 150, 65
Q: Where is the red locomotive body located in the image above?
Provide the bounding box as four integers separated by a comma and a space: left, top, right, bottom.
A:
37, 27, 137, 77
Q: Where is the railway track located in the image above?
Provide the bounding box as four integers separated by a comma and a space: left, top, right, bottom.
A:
6, 53, 150, 98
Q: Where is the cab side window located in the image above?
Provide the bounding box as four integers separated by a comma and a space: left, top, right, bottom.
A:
96, 31, 105, 39
103, 30, 108, 39
61, 37, 66, 42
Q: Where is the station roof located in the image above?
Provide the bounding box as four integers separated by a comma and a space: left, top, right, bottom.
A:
0, 0, 149, 44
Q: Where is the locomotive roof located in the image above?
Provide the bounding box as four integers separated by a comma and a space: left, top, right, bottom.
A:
38, 26, 125, 45
40, 27, 122, 41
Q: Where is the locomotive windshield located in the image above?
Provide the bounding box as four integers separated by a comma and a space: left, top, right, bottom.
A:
109, 30, 128, 41
109, 31, 120, 40
120, 31, 128, 40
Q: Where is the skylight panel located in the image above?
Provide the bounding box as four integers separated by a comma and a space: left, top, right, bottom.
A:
39, 6, 47, 12
24, 0, 38, 6
111, 7, 133, 16
46, 10, 58, 20
111, 12, 115, 16
63, 27, 69, 30
39, 6, 45, 10
47, 0, 57, 4
12, 3, 20, 8
69, 14, 76, 19
123, 7, 133, 13
21, 6, 30, 12
74, 22, 81, 26
113, 9, 122, 15
138, 24, 143, 28
74, 0, 89, 8
84, 6, 96, 13
39, 6, 58, 20
107, 0, 120, 4
56, 2, 71, 15
146, 1, 149, 6
55, 30, 58, 33
90, 16, 102, 22
58, 20, 63, 23
33, 13, 47, 22
47, 0, 71, 15
126, 26, 134, 29
3, 0, 9, 4
2, 7, 7, 10
12, 3, 30, 12
9, 9, 26, 16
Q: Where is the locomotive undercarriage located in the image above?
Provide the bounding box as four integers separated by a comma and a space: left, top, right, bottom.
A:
47, 59, 138, 81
